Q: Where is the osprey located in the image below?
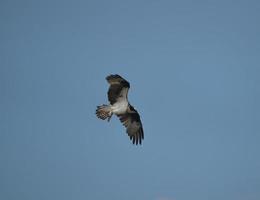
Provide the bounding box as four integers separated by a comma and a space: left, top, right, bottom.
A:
96, 74, 144, 145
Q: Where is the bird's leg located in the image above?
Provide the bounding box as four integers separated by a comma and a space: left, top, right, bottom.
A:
107, 112, 113, 122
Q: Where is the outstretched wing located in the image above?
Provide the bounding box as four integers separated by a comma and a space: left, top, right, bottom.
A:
106, 74, 130, 105
118, 108, 144, 145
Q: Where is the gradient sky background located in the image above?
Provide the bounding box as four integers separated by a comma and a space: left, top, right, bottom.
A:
1, 0, 260, 200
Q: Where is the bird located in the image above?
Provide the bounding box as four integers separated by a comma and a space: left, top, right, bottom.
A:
96, 74, 144, 145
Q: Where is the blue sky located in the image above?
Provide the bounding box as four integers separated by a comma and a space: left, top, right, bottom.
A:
1, 0, 260, 200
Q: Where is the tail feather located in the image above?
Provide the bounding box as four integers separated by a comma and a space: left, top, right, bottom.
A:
96, 104, 112, 121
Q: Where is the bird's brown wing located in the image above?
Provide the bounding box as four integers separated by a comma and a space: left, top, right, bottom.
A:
118, 109, 144, 145
106, 74, 130, 105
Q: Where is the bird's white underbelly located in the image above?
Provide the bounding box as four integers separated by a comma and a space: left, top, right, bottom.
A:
111, 101, 128, 115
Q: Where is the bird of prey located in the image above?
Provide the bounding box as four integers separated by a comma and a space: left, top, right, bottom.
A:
96, 74, 144, 145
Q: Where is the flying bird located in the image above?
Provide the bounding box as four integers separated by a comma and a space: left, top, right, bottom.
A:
96, 74, 144, 145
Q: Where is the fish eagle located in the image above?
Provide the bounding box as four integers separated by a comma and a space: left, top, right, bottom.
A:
96, 74, 144, 145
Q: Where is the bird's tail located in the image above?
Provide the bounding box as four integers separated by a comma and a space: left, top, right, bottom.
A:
96, 104, 113, 121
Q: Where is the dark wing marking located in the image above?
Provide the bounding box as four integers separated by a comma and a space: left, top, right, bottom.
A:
106, 74, 129, 86
106, 74, 130, 105
118, 108, 144, 145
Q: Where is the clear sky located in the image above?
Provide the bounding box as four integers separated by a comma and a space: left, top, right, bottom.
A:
1, 0, 260, 200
